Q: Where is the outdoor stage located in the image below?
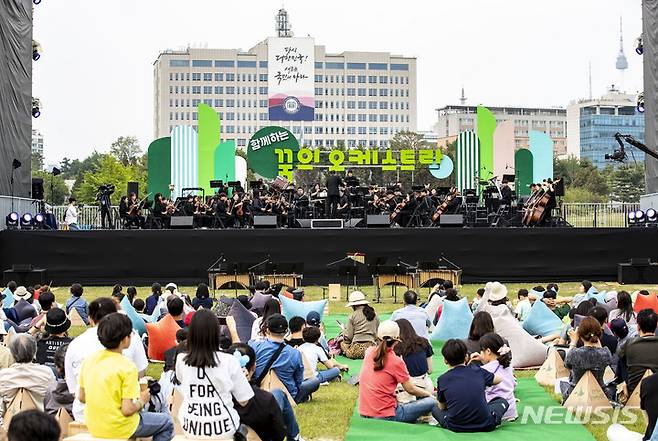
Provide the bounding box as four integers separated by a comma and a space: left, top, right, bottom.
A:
2, 227, 658, 286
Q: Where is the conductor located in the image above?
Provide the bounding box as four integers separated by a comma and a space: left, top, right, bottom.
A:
326, 170, 343, 218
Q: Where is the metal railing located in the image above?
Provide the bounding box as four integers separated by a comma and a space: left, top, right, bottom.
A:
4, 201, 643, 230
561, 202, 639, 228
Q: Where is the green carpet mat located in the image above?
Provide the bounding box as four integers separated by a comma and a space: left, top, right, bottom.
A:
321, 313, 595, 441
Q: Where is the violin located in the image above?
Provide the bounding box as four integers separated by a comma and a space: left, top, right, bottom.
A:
390, 196, 409, 222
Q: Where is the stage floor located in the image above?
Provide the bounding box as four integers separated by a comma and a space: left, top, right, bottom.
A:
1, 228, 656, 286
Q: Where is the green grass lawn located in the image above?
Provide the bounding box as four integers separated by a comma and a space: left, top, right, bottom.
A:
56, 281, 653, 440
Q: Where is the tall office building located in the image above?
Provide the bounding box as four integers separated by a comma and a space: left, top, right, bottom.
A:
31, 129, 43, 157
566, 88, 644, 169
153, 9, 416, 149
432, 104, 567, 156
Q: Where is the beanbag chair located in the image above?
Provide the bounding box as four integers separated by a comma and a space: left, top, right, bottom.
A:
120, 296, 147, 336
250, 292, 273, 312
229, 299, 256, 343
586, 290, 607, 304
2, 288, 13, 308
430, 298, 472, 341
13, 299, 36, 323
481, 303, 549, 368
279, 295, 327, 322
523, 299, 563, 337
146, 314, 181, 362
634, 293, 658, 314
601, 297, 618, 314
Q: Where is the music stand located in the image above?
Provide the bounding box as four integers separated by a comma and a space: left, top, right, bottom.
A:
327, 255, 364, 300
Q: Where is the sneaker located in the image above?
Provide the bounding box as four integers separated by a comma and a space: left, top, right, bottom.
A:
294, 435, 306, 441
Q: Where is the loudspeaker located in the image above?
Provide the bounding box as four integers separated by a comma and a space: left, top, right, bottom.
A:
344, 218, 364, 228
439, 214, 464, 227
311, 219, 343, 229
127, 181, 139, 197
618, 262, 658, 284
367, 214, 391, 228
295, 219, 312, 228
253, 216, 278, 228
31, 178, 44, 200
170, 216, 194, 229
553, 179, 564, 197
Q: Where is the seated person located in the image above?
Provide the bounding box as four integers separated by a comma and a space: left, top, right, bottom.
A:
469, 333, 517, 421
514, 289, 531, 322
7, 409, 60, 441
36, 308, 72, 371
359, 321, 437, 423
561, 316, 612, 401
464, 312, 495, 357
433, 339, 507, 432
471, 288, 485, 312
230, 343, 295, 441
299, 326, 348, 384
0, 334, 55, 411
132, 298, 150, 322
542, 290, 571, 320
286, 316, 306, 348
249, 314, 320, 404
390, 290, 432, 340
167, 297, 186, 328
393, 318, 434, 402
163, 328, 187, 372
619, 308, 658, 396
44, 344, 74, 416
79, 313, 173, 441
341, 292, 380, 359
65, 283, 89, 325
588, 306, 618, 359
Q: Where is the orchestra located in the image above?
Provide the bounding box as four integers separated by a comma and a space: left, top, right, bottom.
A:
111, 171, 561, 229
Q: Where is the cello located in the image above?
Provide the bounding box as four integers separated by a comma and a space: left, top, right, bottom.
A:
431, 187, 458, 223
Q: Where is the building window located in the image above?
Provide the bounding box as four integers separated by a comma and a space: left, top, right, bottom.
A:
192, 99, 201, 106
259, 87, 267, 94
259, 74, 267, 82
379, 89, 388, 96
347, 62, 366, 69
215, 73, 224, 81
226, 86, 235, 94
368, 76, 377, 83
314, 62, 323, 69
215, 86, 223, 94
237, 60, 257, 68
358, 101, 366, 109
347, 101, 356, 109
226, 99, 235, 107
259, 100, 267, 107
358, 88, 366, 96
368, 63, 388, 70
369, 89, 377, 96
369, 114, 377, 122
169, 59, 189, 67
358, 76, 366, 83
347, 75, 355, 83
203, 73, 212, 81
368, 102, 377, 110
203, 86, 212, 94
192, 73, 201, 81
379, 76, 388, 84
325, 62, 344, 69
215, 60, 235, 68
390, 63, 409, 71
192, 86, 201, 94
380, 114, 389, 122
226, 73, 235, 81
215, 99, 223, 107
259, 60, 268, 68
192, 60, 212, 67
358, 114, 366, 122
379, 102, 388, 109
315, 87, 323, 95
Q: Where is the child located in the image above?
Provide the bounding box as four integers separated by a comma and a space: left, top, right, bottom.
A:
132, 298, 149, 322
470, 333, 517, 421
299, 326, 348, 384
65, 284, 89, 325
514, 289, 531, 322
434, 339, 508, 432
471, 288, 485, 312
78, 313, 173, 440
44, 344, 74, 416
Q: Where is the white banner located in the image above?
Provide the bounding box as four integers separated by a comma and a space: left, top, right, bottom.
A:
267, 37, 315, 121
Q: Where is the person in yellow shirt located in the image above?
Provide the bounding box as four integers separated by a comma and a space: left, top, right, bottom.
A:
78, 313, 173, 441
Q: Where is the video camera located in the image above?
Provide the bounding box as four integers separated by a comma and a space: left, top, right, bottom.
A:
96, 184, 115, 196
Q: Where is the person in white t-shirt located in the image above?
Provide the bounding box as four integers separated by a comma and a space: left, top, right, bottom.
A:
298, 326, 348, 384
64, 297, 148, 422
514, 289, 532, 322
175, 309, 254, 440
64, 197, 79, 231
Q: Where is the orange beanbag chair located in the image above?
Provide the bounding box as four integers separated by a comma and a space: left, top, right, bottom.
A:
146, 314, 181, 362
634, 293, 658, 314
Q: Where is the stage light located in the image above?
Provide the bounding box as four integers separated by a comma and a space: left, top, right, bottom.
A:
647, 209, 658, 224
637, 92, 645, 113
32, 40, 41, 61
33, 0, 41, 4
5, 212, 19, 229
32, 98, 41, 118
635, 210, 646, 224
636, 35, 644, 55
20, 213, 33, 229
33, 213, 45, 229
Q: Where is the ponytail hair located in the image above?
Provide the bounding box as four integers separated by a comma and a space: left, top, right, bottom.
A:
578, 316, 602, 344
373, 337, 395, 371
479, 332, 512, 369
362, 304, 376, 322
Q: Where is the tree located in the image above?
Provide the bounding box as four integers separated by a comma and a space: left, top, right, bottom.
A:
32, 170, 68, 205
563, 186, 607, 203
110, 136, 142, 167
77, 155, 146, 205
608, 163, 645, 202
389, 131, 431, 187
554, 157, 609, 200
31, 150, 44, 172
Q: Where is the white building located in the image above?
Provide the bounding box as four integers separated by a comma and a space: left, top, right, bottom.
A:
31, 129, 43, 157
153, 9, 417, 149
432, 104, 567, 156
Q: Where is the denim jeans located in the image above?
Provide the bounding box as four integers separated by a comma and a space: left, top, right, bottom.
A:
362, 397, 437, 423
432, 396, 509, 430
271, 388, 300, 440
132, 412, 174, 441
316, 367, 341, 384
68, 223, 79, 231
295, 377, 321, 403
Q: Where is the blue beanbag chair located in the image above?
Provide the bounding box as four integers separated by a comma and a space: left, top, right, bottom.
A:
430, 298, 473, 341
2, 288, 13, 308
279, 295, 327, 322
120, 296, 147, 336
522, 300, 563, 336
586, 290, 607, 304
229, 300, 256, 343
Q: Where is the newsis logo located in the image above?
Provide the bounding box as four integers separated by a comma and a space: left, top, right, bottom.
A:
519, 406, 639, 425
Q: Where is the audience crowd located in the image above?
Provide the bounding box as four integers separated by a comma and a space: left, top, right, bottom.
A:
0, 278, 657, 441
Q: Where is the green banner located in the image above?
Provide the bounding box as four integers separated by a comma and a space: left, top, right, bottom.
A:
147, 137, 171, 197
248, 126, 300, 179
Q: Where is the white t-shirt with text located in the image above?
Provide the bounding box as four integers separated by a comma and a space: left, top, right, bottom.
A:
298, 342, 328, 378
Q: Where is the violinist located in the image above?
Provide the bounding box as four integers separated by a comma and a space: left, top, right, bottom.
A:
293, 187, 309, 219
152, 193, 171, 228
213, 193, 231, 228
119, 196, 129, 219
126, 192, 146, 229
336, 189, 351, 218
193, 195, 213, 228
229, 193, 247, 228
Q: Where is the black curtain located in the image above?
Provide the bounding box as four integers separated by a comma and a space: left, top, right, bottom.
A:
0, 0, 32, 198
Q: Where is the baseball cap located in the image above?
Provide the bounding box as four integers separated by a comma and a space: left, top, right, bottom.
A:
609, 317, 629, 339
267, 314, 288, 335
377, 320, 400, 341
306, 311, 321, 327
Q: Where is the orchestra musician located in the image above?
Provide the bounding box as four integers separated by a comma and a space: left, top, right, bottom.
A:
213, 193, 231, 228
326, 170, 343, 218
336, 188, 351, 218
293, 187, 310, 219
541, 179, 558, 225
152, 193, 172, 229
125, 192, 146, 228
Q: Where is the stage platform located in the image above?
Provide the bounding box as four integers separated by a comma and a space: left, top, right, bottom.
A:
1, 228, 657, 286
